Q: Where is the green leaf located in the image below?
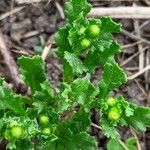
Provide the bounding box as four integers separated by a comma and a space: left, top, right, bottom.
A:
99, 62, 127, 98
15, 139, 34, 150
67, 110, 91, 133
18, 56, 46, 94
33, 46, 43, 53
63, 59, 74, 83
126, 137, 137, 150
57, 132, 97, 150
101, 16, 122, 33
55, 25, 72, 58
107, 138, 137, 150
64, 78, 97, 107
64, 51, 88, 74
124, 104, 150, 131
70, 132, 97, 150
85, 41, 121, 71
101, 117, 119, 139
68, 14, 89, 54
33, 80, 54, 103
107, 139, 124, 150
70, 78, 97, 104
32, 101, 46, 114
0, 82, 25, 115
65, 0, 91, 23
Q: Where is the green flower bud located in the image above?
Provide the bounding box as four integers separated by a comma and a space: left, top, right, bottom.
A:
39, 115, 50, 126
106, 97, 116, 107
80, 38, 91, 48
42, 127, 51, 135
108, 106, 122, 121
88, 24, 100, 37
10, 125, 25, 139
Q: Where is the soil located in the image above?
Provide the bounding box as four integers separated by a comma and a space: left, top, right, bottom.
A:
0, 0, 150, 149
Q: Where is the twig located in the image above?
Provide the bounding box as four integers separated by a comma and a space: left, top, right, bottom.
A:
145, 50, 150, 91
130, 128, 141, 150
121, 29, 150, 45
128, 65, 150, 80
88, 7, 150, 19
55, 2, 65, 19
133, 10, 144, 71
118, 140, 129, 150
125, 67, 139, 71
15, 0, 46, 3
0, 31, 22, 86
121, 46, 148, 67
0, 6, 25, 21
91, 122, 102, 130
22, 30, 43, 39
134, 79, 148, 99
121, 41, 142, 49
42, 34, 54, 61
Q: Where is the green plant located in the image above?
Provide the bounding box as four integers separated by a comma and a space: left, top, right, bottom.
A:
33, 36, 45, 53
0, 0, 150, 149
107, 137, 137, 150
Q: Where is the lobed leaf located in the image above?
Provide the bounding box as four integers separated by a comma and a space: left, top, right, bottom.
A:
18, 56, 46, 94
100, 16, 122, 33
124, 104, 150, 131
64, 51, 88, 74
65, 0, 92, 23
99, 62, 127, 98
0, 81, 25, 115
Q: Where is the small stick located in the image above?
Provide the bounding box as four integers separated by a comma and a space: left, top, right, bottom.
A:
15, 0, 46, 4
0, 31, 22, 86
88, 7, 150, 19
0, 6, 25, 20
22, 30, 43, 39
130, 128, 142, 150
121, 41, 142, 49
91, 122, 102, 130
119, 140, 129, 150
42, 34, 54, 61
121, 29, 150, 45
133, 11, 144, 71
128, 65, 150, 80
55, 2, 65, 19
121, 46, 148, 67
